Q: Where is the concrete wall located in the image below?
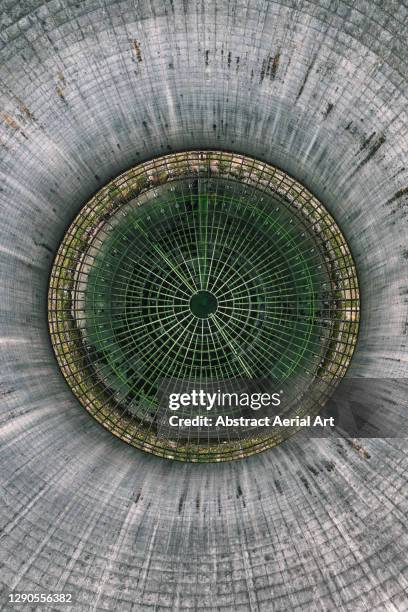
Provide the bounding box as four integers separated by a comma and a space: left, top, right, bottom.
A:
0, 1, 407, 609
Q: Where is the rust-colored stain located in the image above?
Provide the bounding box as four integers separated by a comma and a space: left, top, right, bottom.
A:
1, 112, 19, 130
14, 97, 36, 122
133, 40, 142, 62
0, 111, 28, 139
56, 72, 67, 102
260, 50, 281, 83
347, 439, 371, 459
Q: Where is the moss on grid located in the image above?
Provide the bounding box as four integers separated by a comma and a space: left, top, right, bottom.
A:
83, 190, 320, 413
48, 151, 360, 462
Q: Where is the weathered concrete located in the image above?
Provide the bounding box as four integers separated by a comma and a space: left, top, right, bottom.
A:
0, 0, 407, 609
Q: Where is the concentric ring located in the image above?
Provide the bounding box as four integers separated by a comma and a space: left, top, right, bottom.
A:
48, 151, 360, 461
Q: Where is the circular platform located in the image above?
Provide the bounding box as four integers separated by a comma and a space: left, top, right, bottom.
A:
48, 151, 359, 461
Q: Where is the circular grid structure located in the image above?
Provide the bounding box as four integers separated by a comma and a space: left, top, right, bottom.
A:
48, 151, 359, 461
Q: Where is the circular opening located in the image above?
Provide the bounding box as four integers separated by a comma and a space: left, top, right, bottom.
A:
48, 150, 360, 462
190, 290, 218, 318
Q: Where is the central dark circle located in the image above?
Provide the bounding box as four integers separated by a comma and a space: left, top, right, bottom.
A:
190, 290, 218, 319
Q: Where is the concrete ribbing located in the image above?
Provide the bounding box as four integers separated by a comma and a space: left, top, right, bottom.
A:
0, 1, 407, 609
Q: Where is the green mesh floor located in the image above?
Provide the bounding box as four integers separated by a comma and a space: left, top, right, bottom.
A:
49, 151, 359, 461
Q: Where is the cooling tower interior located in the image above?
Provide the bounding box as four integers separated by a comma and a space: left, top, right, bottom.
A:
0, 0, 407, 610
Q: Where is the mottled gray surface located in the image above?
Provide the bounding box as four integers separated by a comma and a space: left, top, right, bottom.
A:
0, 0, 407, 610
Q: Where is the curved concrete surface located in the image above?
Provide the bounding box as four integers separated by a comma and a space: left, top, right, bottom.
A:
0, 1, 407, 609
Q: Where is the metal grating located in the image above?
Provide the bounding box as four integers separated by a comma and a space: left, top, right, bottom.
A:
48, 151, 360, 461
